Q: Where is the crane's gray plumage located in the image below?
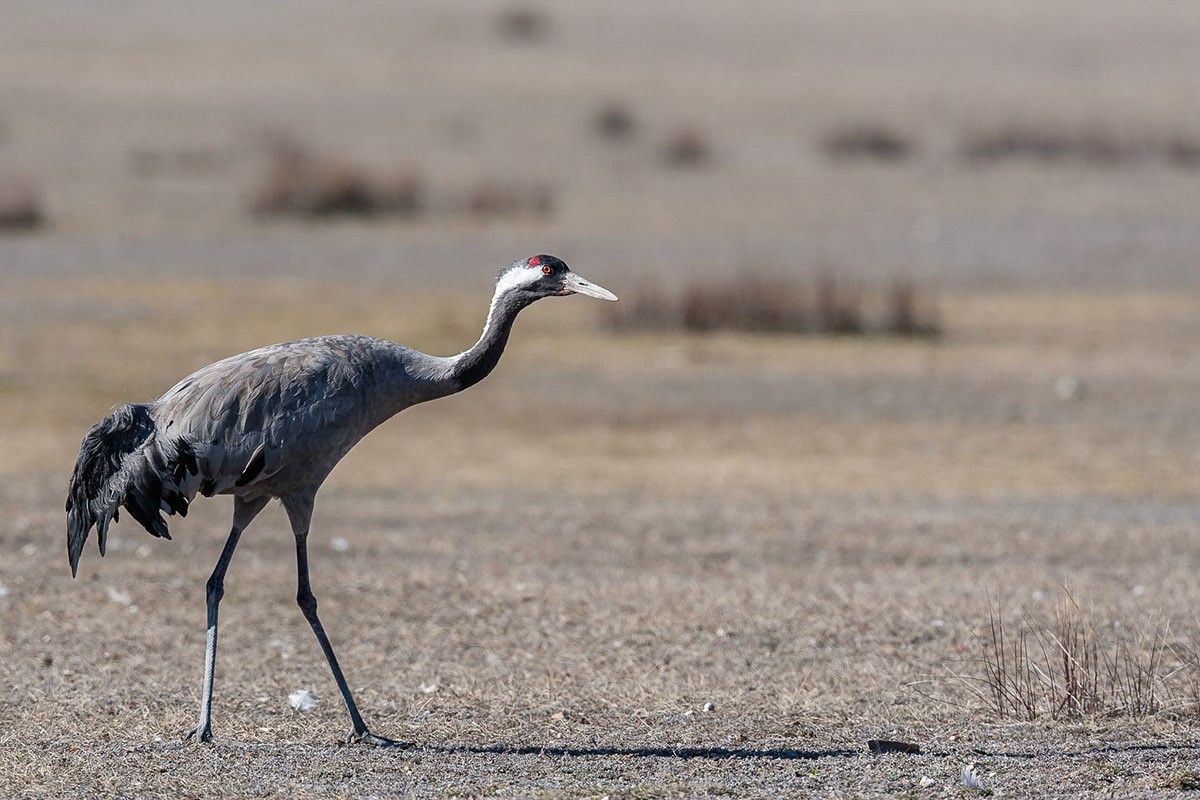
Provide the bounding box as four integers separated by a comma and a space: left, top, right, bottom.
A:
65, 254, 616, 746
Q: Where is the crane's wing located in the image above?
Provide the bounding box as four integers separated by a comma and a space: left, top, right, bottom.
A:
153, 336, 383, 499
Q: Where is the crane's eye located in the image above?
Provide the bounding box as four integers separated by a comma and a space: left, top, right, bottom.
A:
541, 264, 552, 275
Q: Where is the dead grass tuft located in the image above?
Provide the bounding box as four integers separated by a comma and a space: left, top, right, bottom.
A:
602, 269, 941, 337
130, 145, 230, 177
659, 128, 712, 168
0, 176, 46, 232
821, 123, 913, 163
970, 591, 1199, 721
251, 134, 555, 222
251, 136, 424, 220
593, 101, 638, 141
464, 179, 554, 220
961, 125, 1200, 168
496, 6, 551, 43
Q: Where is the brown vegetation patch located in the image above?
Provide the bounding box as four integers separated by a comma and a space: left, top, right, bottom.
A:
961, 126, 1200, 168
659, 128, 712, 168
602, 270, 941, 337
251, 137, 424, 220
464, 179, 554, 220
822, 124, 913, 162
496, 6, 551, 42
0, 177, 45, 232
966, 591, 1198, 722
593, 101, 638, 141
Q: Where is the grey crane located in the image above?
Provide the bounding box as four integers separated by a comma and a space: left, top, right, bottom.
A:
65, 255, 617, 746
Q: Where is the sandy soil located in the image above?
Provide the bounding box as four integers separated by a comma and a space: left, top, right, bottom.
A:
2, 279, 1198, 797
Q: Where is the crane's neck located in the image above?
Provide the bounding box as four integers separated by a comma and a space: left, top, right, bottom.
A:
439, 288, 532, 393
369, 287, 534, 425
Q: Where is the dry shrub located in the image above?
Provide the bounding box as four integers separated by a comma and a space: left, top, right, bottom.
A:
971, 591, 1199, 721
680, 272, 808, 332
599, 279, 678, 331
464, 180, 554, 219
822, 123, 912, 162
1164, 137, 1200, 167
885, 278, 942, 337
496, 6, 550, 42
814, 273, 863, 334
0, 178, 45, 232
593, 102, 637, 141
602, 269, 941, 337
659, 128, 711, 168
961, 125, 1200, 168
130, 146, 229, 177
251, 137, 424, 220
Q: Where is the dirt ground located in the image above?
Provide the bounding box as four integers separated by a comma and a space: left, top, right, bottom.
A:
2, 2, 1200, 798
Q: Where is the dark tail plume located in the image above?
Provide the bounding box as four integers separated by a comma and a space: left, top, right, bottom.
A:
66, 403, 194, 577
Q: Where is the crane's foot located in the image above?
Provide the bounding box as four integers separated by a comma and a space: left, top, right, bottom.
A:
183, 724, 214, 744
345, 729, 410, 748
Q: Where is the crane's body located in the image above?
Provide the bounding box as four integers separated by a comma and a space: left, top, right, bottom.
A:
65, 255, 616, 746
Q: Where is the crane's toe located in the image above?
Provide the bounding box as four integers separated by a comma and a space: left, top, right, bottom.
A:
183, 724, 215, 744
345, 729, 410, 748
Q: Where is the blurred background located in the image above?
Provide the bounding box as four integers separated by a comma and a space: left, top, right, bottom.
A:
2, 0, 1198, 288
3, 2, 1200, 784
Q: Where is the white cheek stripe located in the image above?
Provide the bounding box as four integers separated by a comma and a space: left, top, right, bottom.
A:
495, 265, 543, 294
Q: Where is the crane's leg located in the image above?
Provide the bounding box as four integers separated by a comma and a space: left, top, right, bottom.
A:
283, 494, 406, 747
185, 495, 269, 743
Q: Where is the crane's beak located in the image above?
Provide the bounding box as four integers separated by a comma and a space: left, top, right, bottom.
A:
562, 271, 618, 301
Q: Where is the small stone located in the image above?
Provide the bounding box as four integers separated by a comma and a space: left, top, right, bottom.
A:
288, 689, 319, 711
1054, 374, 1086, 401
962, 762, 985, 790
106, 587, 133, 606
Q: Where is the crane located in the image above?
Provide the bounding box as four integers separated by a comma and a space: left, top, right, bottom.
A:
65, 255, 617, 746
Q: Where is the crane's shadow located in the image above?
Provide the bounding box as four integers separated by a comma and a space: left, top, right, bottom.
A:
421, 742, 857, 761
407, 740, 1200, 762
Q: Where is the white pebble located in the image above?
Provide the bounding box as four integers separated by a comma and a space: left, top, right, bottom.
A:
962, 763, 985, 790
288, 689, 319, 711
106, 587, 133, 606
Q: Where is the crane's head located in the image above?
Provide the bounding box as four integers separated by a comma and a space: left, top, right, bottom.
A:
496, 255, 618, 304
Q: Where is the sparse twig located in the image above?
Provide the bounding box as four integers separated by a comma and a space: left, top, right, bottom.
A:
967, 589, 1188, 722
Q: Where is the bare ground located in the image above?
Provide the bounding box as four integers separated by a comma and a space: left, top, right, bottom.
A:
2, 278, 1199, 797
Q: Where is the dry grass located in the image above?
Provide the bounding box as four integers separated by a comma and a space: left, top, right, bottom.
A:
602, 270, 941, 338
0, 176, 45, 231
252, 135, 555, 222
960, 125, 1200, 168
3, 1, 1200, 792
495, 6, 552, 43
463, 179, 554, 219
822, 124, 913, 163
251, 136, 425, 220
2, 277, 1200, 796
971, 591, 1196, 722
659, 128, 712, 168
593, 101, 638, 141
